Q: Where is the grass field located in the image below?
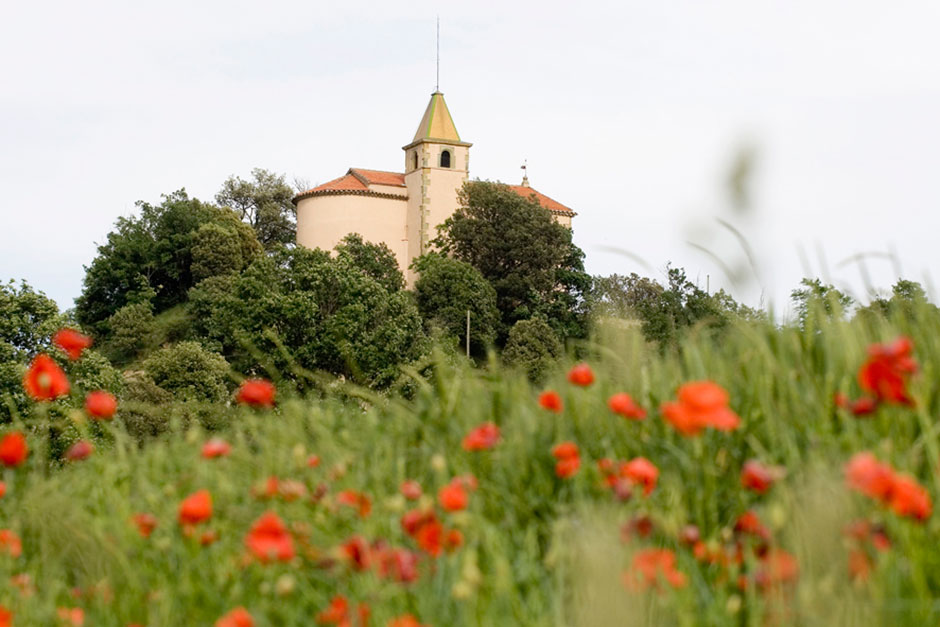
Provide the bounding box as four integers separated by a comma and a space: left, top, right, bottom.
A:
3, 305, 940, 626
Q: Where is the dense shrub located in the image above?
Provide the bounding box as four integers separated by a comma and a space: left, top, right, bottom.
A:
142, 341, 230, 402
502, 317, 563, 382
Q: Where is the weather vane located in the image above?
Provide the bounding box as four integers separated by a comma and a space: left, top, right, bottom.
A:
521, 160, 529, 186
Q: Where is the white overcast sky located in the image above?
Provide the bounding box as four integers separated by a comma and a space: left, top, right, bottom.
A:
2, 1, 939, 317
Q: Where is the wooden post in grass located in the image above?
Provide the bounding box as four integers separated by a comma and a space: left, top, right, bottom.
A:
466, 310, 470, 358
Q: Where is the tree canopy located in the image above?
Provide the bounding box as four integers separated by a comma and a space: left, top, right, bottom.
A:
75, 190, 262, 333
215, 168, 297, 250
434, 181, 590, 342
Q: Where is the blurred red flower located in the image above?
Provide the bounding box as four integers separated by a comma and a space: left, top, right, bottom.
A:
462, 422, 500, 451
56, 607, 84, 626
754, 549, 799, 589
538, 390, 563, 413
316, 596, 370, 626
0, 605, 11, 627
567, 363, 595, 386
858, 337, 917, 405
65, 440, 94, 462
388, 615, 427, 627
216, 606, 254, 627
439, 480, 468, 512
888, 475, 932, 521
132, 513, 157, 538
336, 490, 372, 518
413, 517, 443, 557
178, 490, 212, 526
306, 454, 321, 468
623, 457, 659, 496
341, 535, 372, 571
627, 548, 687, 590
84, 390, 117, 420
53, 328, 92, 361
734, 510, 770, 540
22, 353, 70, 401
0, 432, 28, 468
661, 381, 740, 436
845, 452, 896, 502
608, 393, 647, 420
740, 460, 783, 494
0, 530, 22, 558
551, 443, 580, 479
235, 379, 276, 408
245, 512, 295, 563
849, 397, 878, 417
201, 438, 232, 459
376, 546, 419, 583
400, 480, 422, 500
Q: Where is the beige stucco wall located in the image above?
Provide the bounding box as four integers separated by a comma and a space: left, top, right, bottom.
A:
554, 214, 572, 229
296, 193, 409, 271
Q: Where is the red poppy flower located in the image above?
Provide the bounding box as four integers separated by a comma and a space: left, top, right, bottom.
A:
740, 460, 783, 494
132, 513, 157, 538
178, 490, 212, 525
306, 454, 321, 468
620, 515, 654, 542
849, 397, 878, 417
0, 482, 6, 499
661, 381, 740, 436
201, 438, 231, 459
413, 517, 443, 557
438, 480, 468, 512
0, 605, 11, 627
627, 548, 687, 590
400, 480, 422, 500
462, 422, 501, 451
538, 390, 563, 413
679, 525, 700, 546
888, 474, 932, 521
341, 535, 371, 571
316, 596, 349, 625
608, 393, 647, 420
215, 607, 254, 627
734, 510, 770, 540
56, 607, 84, 626
551, 448, 580, 471
22, 353, 70, 401
65, 440, 94, 462
401, 508, 437, 537
245, 511, 295, 563
567, 363, 595, 386
858, 337, 917, 406
555, 456, 581, 479
0, 432, 28, 468
623, 457, 659, 496
754, 549, 799, 589
376, 546, 420, 583
845, 452, 896, 501
84, 390, 117, 420
235, 379, 276, 408
336, 490, 372, 517
443, 528, 464, 553
0, 530, 22, 558
53, 328, 93, 361
388, 615, 427, 627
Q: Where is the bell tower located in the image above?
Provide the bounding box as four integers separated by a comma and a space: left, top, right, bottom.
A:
403, 91, 471, 283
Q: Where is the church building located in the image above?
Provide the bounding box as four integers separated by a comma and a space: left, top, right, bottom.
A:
293, 91, 576, 284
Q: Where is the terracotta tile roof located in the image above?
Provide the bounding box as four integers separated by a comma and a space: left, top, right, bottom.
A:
303, 172, 368, 194
350, 168, 406, 187
507, 185, 575, 216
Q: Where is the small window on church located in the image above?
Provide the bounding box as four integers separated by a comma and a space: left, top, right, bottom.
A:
440, 150, 451, 168
412, 152, 418, 170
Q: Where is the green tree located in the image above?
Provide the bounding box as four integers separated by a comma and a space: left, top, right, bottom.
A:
75, 190, 261, 333
335, 233, 404, 292
502, 318, 563, 383
215, 168, 296, 250
412, 253, 500, 355
0, 281, 68, 419
434, 181, 590, 341
190, 247, 427, 387
102, 301, 156, 364
790, 278, 854, 329
854, 279, 938, 324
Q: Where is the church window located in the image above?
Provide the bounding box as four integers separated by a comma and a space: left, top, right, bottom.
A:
440, 150, 451, 168
412, 152, 418, 170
